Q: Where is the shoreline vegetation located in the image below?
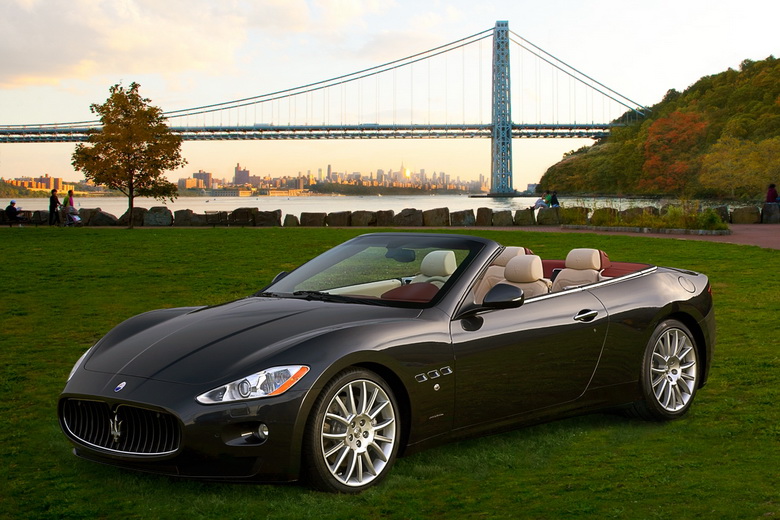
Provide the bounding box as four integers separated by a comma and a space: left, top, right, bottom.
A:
539, 56, 779, 200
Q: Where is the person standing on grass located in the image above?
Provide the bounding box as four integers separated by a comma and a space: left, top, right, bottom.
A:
49, 189, 61, 226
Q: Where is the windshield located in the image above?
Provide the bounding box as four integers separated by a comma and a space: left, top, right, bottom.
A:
261, 233, 487, 307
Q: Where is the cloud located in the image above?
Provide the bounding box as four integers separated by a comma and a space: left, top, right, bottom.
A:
0, 0, 250, 88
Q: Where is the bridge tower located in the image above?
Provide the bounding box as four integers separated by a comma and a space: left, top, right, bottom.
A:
490, 20, 514, 195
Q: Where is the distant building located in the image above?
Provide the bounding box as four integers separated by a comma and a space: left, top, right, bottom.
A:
234, 163, 250, 185
178, 178, 203, 190
193, 170, 213, 189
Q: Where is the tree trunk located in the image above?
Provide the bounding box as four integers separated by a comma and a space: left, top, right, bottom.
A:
128, 192, 135, 229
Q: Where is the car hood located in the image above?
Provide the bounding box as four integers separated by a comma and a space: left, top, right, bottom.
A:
84, 297, 421, 385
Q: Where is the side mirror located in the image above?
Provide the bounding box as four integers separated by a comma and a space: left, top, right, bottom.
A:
482, 283, 525, 309
456, 283, 525, 320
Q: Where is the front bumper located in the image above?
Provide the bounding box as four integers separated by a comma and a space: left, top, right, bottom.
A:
58, 370, 309, 482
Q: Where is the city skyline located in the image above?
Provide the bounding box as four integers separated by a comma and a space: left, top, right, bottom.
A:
1, 1, 777, 189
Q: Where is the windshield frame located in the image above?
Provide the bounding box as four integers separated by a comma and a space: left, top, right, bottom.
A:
257, 233, 495, 308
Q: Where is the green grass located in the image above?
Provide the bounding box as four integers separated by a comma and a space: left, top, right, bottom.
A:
1, 227, 778, 519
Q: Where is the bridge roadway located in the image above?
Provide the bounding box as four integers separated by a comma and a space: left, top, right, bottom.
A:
0, 123, 613, 143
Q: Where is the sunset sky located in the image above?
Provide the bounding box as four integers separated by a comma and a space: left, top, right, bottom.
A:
1, 0, 776, 188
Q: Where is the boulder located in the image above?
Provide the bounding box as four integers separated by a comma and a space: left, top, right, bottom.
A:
78, 208, 100, 226
536, 207, 561, 226
283, 214, 300, 227
119, 207, 148, 227
761, 203, 780, 224
173, 209, 208, 226
326, 211, 352, 227
144, 206, 173, 226
513, 208, 535, 226
590, 207, 618, 226
492, 210, 514, 227
730, 206, 761, 224
560, 206, 590, 225
229, 207, 257, 226
300, 212, 327, 226
423, 207, 450, 227
376, 210, 395, 227
351, 211, 377, 226
256, 210, 282, 227
393, 208, 424, 227
450, 209, 476, 227
89, 209, 119, 226
32, 210, 48, 225
476, 207, 493, 226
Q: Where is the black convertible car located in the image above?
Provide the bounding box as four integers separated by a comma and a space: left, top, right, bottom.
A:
59, 232, 714, 492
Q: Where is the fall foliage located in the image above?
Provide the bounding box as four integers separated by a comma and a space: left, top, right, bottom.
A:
72, 82, 186, 228
539, 56, 779, 199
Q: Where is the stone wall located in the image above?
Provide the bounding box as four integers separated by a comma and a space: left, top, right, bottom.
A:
43, 203, 777, 228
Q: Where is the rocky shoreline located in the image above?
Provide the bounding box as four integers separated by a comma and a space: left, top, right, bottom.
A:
7, 202, 780, 229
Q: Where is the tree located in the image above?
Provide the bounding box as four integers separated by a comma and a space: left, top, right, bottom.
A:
700, 136, 780, 199
638, 110, 708, 194
72, 82, 186, 228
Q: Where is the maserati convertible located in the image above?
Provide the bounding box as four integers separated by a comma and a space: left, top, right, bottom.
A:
59, 232, 715, 492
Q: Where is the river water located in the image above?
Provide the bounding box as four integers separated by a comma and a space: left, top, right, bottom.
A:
8, 194, 666, 219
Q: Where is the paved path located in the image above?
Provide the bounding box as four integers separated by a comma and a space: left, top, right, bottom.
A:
504, 224, 780, 250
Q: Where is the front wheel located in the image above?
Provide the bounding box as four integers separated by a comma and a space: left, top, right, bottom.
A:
631, 319, 699, 421
304, 368, 400, 493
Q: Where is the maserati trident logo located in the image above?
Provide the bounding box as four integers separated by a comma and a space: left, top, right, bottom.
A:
109, 413, 123, 444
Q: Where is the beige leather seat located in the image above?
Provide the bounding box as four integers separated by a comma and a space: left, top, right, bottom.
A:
551, 248, 611, 292
411, 250, 457, 287
502, 255, 551, 298
474, 246, 526, 303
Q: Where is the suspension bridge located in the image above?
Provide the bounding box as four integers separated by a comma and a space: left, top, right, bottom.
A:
0, 21, 647, 195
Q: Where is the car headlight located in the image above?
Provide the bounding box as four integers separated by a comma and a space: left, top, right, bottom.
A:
67, 347, 93, 381
196, 365, 310, 404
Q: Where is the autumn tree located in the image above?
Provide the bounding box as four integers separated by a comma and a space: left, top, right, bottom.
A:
72, 82, 186, 228
638, 110, 708, 194
700, 136, 780, 199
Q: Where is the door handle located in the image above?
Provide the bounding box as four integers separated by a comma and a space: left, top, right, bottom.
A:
573, 309, 599, 322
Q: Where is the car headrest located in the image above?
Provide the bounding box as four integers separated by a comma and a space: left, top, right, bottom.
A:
505, 255, 544, 283
420, 250, 457, 277
492, 246, 526, 267
565, 248, 611, 270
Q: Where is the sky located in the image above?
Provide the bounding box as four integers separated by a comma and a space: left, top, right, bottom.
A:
0, 0, 777, 189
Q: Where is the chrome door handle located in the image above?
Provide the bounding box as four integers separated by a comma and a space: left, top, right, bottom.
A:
574, 309, 599, 322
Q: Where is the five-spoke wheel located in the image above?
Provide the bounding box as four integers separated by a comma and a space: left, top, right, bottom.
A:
305, 368, 399, 493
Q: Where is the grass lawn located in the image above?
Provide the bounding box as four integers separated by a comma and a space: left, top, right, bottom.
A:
1, 227, 778, 519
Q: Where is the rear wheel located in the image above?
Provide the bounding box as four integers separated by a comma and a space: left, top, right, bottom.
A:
304, 368, 399, 493
631, 319, 699, 421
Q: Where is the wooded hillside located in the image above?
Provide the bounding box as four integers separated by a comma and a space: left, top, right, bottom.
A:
538, 56, 779, 199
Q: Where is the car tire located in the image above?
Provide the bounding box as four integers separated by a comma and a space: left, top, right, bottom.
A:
630, 319, 699, 421
303, 368, 400, 493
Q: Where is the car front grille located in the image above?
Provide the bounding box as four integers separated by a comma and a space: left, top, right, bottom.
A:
61, 399, 181, 456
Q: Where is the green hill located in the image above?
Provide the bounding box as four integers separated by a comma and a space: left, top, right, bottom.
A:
538, 56, 779, 199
